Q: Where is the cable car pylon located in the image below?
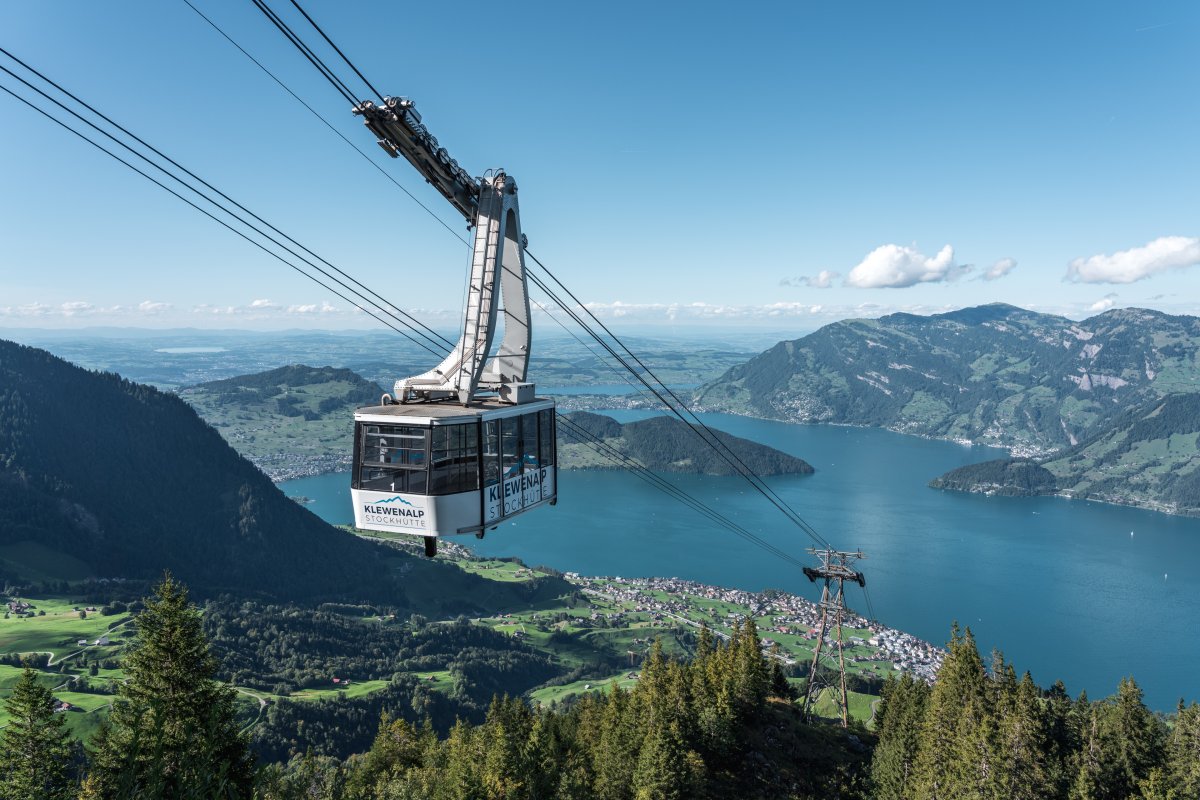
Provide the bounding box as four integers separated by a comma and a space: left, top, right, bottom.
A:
800, 547, 867, 728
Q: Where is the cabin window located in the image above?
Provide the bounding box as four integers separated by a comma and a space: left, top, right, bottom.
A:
538, 409, 555, 468
500, 416, 521, 480
356, 424, 429, 492
483, 419, 500, 488
429, 423, 480, 495
520, 413, 538, 471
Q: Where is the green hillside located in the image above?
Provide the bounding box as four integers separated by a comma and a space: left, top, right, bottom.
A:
178, 364, 383, 481
931, 393, 1200, 515
559, 411, 814, 475
695, 304, 1200, 457
0, 340, 566, 609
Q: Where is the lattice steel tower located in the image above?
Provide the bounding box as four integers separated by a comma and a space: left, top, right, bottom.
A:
801, 547, 867, 727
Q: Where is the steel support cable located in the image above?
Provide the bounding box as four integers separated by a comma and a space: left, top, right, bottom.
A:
0, 81, 445, 359
528, 296, 665, 409
526, 248, 827, 542
249, 0, 358, 106
228, 0, 831, 554
861, 584, 877, 623
525, 265, 827, 552
181, 0, 470, 248
555, 416, 810, 570
0, 57, 452, 357
534, 288, 817, 571
558, 420, 807, 569
0, 46, 455, 357
534, 291, 814, 570
286, 0, 386, 104
524, 248, 833, 550
216, 2, 849, 574
523, 259, 832, 551
524, 270, 678, 407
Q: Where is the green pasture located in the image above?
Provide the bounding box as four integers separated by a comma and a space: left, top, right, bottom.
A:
290, 679, 390, 702
807, 687, 877, 725
0, 597, 132, 660
528, 673, 637, 706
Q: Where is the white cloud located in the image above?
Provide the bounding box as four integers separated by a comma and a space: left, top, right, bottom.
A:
1089, 297, 1115, 312
138, 300, 172, 313
249, 298, 278, 309
60, 301, 95, 316
0, 302, 54, 317
781, 270, 840, 289
845, 243, 969, 288
286, 301, 339, 314
981, 257, 1017, 281
1066, 236, 1200, 284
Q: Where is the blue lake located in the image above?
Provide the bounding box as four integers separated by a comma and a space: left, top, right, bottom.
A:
283, 411, 1200, 709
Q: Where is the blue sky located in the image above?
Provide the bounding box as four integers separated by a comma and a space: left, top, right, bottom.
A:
1, 0, 1197, 331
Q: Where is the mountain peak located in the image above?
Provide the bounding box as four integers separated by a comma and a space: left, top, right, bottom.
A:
930, 303, 1038, 325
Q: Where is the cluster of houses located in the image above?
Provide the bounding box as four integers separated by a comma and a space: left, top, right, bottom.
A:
865, 629, 944, 682
6, 599, 32, 615
566, 573, 945, 683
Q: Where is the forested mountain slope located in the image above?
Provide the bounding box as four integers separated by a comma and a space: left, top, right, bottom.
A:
695, 304, 1200, 456
0, 340, 556, 605
560, 411, 814, 475
931, 392, 1200, 515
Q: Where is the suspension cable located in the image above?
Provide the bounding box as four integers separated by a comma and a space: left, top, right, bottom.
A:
523, 255, 831, 550
195, 1, 853, 576
250, 0, 358, 106
0, 46, 454, 356
0, 82, 444, 357
181, 0, 470, 247
287, 0, 387, 104
556, 416, 810, 570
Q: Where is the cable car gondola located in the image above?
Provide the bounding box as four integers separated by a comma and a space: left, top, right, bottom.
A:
352, 395, 557, 556
346, 148, 556, 556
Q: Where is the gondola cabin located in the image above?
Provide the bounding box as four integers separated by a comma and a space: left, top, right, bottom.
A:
351, 397, 556, 556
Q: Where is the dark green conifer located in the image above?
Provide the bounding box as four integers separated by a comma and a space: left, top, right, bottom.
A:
870, 672, 929, 800
1161, 701, 1200, 798
996, 672, 1051, 800
0, 666, 74, 800
911, 624, 988, 799
85, 574, 255, 799
1107, 677, 1165, 798
631, 723, 692, 800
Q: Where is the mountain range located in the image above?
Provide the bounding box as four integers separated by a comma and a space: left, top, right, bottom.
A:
930, 392, 1200, 515
695, 304, 1200, 456
695, 304, 1200, 515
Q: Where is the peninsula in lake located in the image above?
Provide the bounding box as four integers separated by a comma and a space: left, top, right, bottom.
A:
557, 411, 814, 476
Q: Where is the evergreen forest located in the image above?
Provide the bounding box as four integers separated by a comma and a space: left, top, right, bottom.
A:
4, 576, 1198, 800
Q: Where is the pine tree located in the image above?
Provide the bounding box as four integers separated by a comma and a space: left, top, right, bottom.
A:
1069, 702, 1103, 800
85, 574, 255, 798
911, 624, 989, 800
870, 672, 929, 800
0, 667, 74, 800
1044, 680, 1080, 797
996, 672, 1050, 800
1105, 677, 1164, 800
1161, 701, 1200, 798
593, 685, 640, 800
631, 723, 692, 800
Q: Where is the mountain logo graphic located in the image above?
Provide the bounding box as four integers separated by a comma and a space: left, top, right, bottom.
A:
373, 495, 415, 507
